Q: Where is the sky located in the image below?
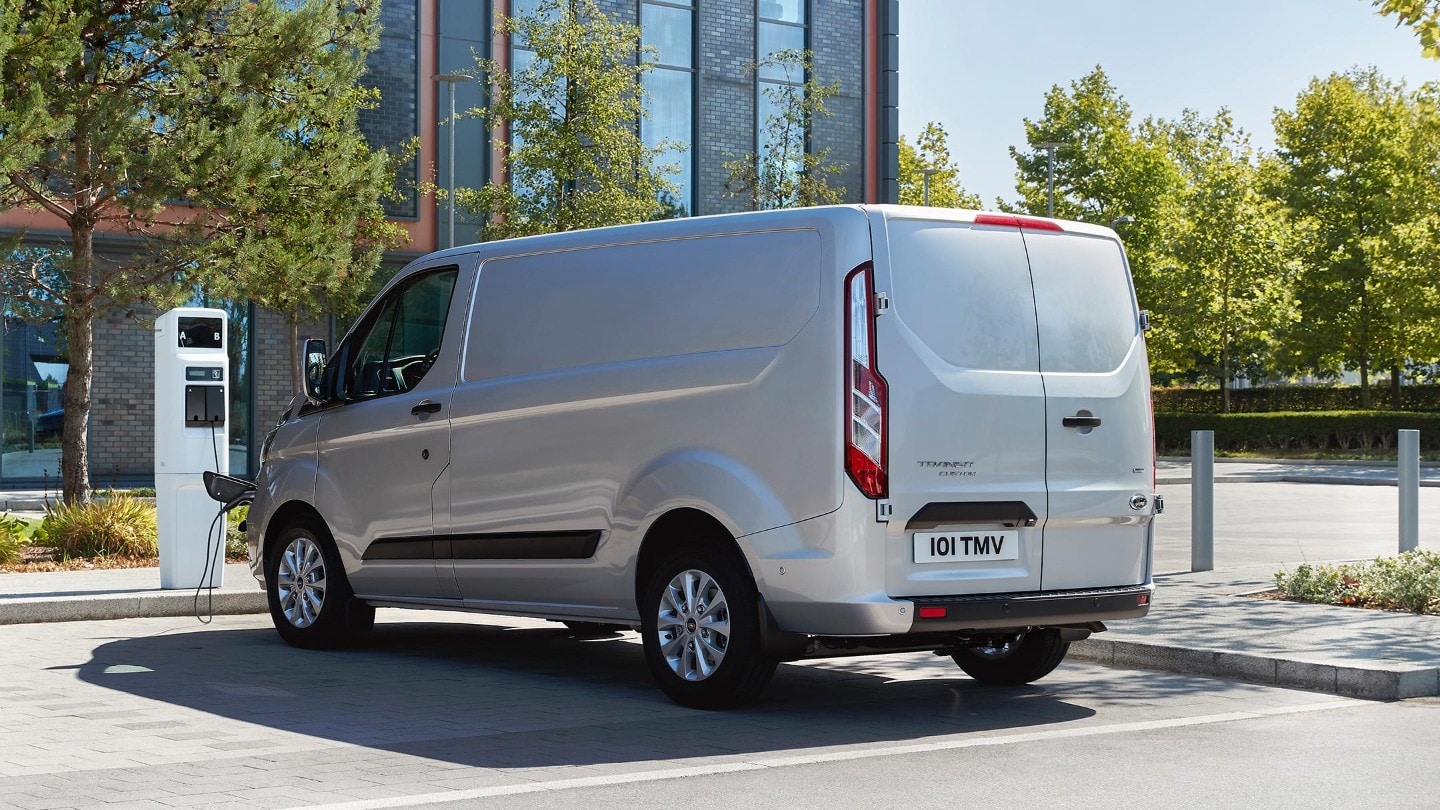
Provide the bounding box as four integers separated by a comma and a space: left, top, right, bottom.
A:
898, 0, 1440, 208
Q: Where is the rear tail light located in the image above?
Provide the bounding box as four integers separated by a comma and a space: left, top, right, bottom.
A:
845, 263, 888, 499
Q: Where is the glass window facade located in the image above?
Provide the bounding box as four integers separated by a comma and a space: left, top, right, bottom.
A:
0, 315, 66, 484
641, 0, 694, 216
756, 0, 808, 196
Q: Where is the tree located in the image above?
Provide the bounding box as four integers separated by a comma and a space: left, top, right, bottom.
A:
1373, 0, 1440, 57
1270, 69, 1440, 406
724, 49, 846, 210
194, 92, 411, 392
1008, 67, 1184, 343
455, 0, 678, 239
898, 122, 982, 208
0, 1, 385, 504
1162, 110, 1298, 410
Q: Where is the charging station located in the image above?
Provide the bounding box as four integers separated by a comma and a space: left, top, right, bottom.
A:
154, 307, 229, 589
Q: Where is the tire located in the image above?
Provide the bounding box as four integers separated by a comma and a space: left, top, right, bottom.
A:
950, 629, 1069, 685
561, 621, 628, 635
265, 517, 367, 649
640, 547, 777, 709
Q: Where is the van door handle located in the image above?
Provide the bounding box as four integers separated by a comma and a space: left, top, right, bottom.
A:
1062, 415, 1101, 428
411, 400, 443, 416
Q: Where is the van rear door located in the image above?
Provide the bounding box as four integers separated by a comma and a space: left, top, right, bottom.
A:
1021, 226, 1153, 590
875, 215, 1048, 597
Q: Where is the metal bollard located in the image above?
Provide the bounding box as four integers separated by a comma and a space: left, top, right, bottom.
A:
1399, 429, 1419, 553
1191, 430, 1214, 572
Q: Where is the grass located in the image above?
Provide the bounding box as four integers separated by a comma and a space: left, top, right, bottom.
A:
1273, 550, 1440, 614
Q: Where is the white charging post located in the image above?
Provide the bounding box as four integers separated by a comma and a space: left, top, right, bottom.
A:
154, 307, 229, 589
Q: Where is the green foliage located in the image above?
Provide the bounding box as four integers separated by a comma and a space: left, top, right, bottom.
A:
37, 495, 158, 560
1275, 550, 1440, 613
1153, 411, 1440, 454
0, 0, 389, 505
898, 122, 982, 208
1153, 385, 1440, 413
226, 506, 249, 558
1159, 111, 1298, 407
455, 0, 678, 239
0, 513, 30, 565
1008, 67, 1184, 351
1269, 69, 1440, 404
1374, 0, 1440, 57
724, 49, 847, 210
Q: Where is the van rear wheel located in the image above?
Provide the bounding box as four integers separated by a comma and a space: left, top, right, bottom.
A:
951, 629, 1069, 685
640, 548, 776, 709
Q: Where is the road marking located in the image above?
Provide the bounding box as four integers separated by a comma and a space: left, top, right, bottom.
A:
295, 699, 1358, 810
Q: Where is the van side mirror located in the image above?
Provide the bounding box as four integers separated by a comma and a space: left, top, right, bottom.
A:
1139, 310, 1152, 332
303, 338, 329, 402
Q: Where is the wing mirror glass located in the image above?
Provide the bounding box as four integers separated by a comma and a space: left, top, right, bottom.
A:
303, 338, 329, 402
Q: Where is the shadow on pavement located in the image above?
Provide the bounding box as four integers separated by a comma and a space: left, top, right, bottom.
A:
72, 617, 1121, 768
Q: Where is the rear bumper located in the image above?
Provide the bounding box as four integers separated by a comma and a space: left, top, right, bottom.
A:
766, 583, 1153, 636
906, 584, 1153, 633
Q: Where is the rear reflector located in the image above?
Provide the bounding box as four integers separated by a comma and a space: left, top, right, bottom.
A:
973, 213, 1064, 232
918, 606, 948, 619
1137, 593, 1150, 607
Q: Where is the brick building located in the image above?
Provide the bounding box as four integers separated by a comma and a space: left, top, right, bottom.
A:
0, 0, 899, 487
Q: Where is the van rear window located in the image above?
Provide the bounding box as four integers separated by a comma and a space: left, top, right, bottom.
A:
885, 220, 1040, 373
1023, 231, 1138, 374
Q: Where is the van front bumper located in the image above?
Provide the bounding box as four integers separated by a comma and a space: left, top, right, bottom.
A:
767, 583, 1153, 636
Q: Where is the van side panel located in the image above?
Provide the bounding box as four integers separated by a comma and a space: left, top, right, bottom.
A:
464, 231, 819, 381
444, 225, 853, 614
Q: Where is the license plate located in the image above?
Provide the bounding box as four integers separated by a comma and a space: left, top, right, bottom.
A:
912, 530, 1019, 564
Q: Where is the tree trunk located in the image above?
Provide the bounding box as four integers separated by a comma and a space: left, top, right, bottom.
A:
289, 320, 302, 395
1220, 348, 1231, 415
1358, 353, 1371, 409
1391, 365, 1402, 410
60, 223, 95, 506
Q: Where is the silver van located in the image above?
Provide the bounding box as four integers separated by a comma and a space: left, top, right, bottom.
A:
249, 205, 1160, 708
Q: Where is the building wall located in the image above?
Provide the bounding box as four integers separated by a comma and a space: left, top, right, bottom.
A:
695, 1, 757, 215
362, 0, 422, 220
89, 304, 157, 481
812, 0, 865, 205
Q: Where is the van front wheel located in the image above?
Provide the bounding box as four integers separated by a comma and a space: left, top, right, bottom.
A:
640, 549, 777, 709
951, 629, 1069, 685
265, 518, 366, 649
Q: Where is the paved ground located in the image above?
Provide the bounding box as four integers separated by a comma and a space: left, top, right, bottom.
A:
0, 610, 1421, 810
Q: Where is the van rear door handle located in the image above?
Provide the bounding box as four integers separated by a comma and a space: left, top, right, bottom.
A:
1062, 415, 1101, 428
411, 400, 443, 416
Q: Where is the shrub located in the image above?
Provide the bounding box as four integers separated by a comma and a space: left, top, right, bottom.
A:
37, 494, 158, 559
0, 512, 29, 564
1153, 385, 1440, 414
1274, 550, 1440, 614
1155, 411, 1440, 455
226, 506, 249, 558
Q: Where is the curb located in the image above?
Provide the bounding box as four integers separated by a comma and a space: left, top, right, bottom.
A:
1070, 637, 1440, 701
0, 590, 267, 625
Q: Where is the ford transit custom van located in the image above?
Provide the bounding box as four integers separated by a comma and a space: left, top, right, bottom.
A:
248, 205, 1160, 708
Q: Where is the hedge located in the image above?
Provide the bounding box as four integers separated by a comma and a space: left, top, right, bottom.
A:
1154, 411, 1440, 455
1153, 385, 1440, 414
